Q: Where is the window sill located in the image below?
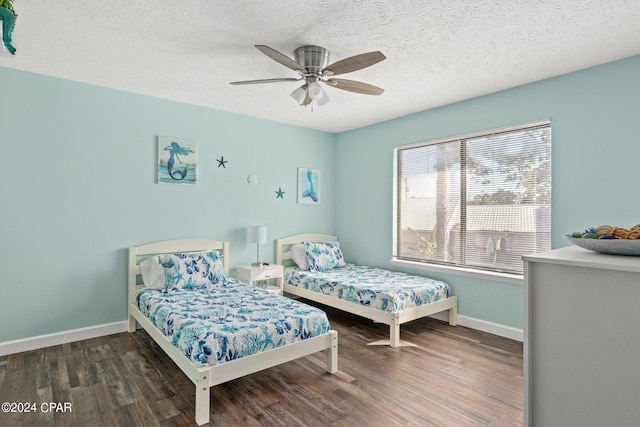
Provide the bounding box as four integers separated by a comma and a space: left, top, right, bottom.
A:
390, 258, 523, 285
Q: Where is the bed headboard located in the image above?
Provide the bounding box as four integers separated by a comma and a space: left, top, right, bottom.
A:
128, 239, 230, 317
275, 233, 337, 266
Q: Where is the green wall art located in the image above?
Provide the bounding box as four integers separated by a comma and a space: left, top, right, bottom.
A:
157, 136, 197, 184
297, 167, 320, 204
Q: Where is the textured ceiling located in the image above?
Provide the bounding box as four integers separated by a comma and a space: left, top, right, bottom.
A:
2, 1, 640, 133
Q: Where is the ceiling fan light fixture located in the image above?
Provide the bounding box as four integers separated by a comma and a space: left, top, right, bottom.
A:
290, 85, 307, 104
308, 82, 329, 106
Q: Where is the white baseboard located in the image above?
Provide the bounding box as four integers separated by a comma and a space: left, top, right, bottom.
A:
430, 312, 523, 342
457, 315, 523, 342
0, 321, 129, 357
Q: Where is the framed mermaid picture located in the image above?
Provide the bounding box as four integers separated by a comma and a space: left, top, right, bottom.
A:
297, 167, 320, 204
157, 136, 197, 185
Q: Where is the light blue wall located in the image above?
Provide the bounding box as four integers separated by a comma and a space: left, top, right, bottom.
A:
0, 68, 336, 342
2, 55, 639, 343
335, 55, 640, 329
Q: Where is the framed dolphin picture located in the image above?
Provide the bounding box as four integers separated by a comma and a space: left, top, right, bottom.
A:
157, 136, 197, 184
297, 167, 320, 204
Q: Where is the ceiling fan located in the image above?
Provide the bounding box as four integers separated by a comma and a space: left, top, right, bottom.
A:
230, 45, 386, 107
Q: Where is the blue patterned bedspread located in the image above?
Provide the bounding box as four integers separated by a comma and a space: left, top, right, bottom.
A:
136, 280, 331, 367
284, 265, 451, 313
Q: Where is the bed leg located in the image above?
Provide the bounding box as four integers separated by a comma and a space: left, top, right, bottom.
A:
194, 373, 210, 426
128, 315, 137, 333
327, 331, 338, 373
390, 313, 400, 347
449, 296, 458, 326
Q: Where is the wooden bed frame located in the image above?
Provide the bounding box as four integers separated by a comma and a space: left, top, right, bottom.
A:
128, 239, 338, 425
276, 233, 458, 348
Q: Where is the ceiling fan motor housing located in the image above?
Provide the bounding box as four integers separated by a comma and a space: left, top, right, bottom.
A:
294, 46, 330, 74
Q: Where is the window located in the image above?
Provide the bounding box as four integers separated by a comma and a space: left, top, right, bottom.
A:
393, 120, 551, 275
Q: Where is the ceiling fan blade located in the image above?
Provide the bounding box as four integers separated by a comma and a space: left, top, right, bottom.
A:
230, 78, 300, 85
326, 79, 385, 95
322, 51, 386, 76
255, 45, 303, 72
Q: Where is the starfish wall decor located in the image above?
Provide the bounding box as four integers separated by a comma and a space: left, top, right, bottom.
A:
216, 156, 228, 168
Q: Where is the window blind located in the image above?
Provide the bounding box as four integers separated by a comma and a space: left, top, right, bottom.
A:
395, 120, 551, 275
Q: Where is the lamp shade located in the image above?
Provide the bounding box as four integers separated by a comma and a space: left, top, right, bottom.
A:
308, 82, 329, 106
249, 225, 267, 244
290, 85, 307, 104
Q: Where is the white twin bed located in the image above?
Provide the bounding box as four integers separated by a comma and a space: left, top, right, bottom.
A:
276, 233, 458, 348
128, 235, 457, 424
128, 239, 338, 426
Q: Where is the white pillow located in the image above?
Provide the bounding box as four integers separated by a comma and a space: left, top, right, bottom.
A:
140, 255, 165, 289
289, 244, 310, 270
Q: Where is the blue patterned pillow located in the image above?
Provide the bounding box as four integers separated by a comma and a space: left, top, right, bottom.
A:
202, 251, 227, 282
304, 240, 347, 271
141, 251, 226, 291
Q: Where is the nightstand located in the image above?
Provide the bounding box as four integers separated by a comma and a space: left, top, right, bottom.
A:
235, 264, 284, 295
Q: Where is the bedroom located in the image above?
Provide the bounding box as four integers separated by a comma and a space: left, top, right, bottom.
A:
1, 1, 640, 426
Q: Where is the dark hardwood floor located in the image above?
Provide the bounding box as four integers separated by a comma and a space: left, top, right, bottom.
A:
0, 302, 523, 426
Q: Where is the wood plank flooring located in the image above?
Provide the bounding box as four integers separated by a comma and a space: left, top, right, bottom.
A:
0, 302, 523, 426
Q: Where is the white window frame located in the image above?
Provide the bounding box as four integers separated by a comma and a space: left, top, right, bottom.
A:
392, 119, 551, 284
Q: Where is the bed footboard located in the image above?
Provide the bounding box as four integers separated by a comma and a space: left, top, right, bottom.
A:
194, 371, 210, 425
390, 313, 401, 347
390, 296, 457, 347
327, 330, 338, 373
448, 296, 458, 326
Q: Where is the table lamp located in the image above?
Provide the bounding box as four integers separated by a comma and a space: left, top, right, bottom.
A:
249, 225, 267, 266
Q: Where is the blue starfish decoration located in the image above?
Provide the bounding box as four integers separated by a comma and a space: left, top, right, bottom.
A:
216, 156, 228, 168
275, 187, 285, 199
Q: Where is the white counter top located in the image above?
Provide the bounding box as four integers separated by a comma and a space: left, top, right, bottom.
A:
523, 245, 640, 273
